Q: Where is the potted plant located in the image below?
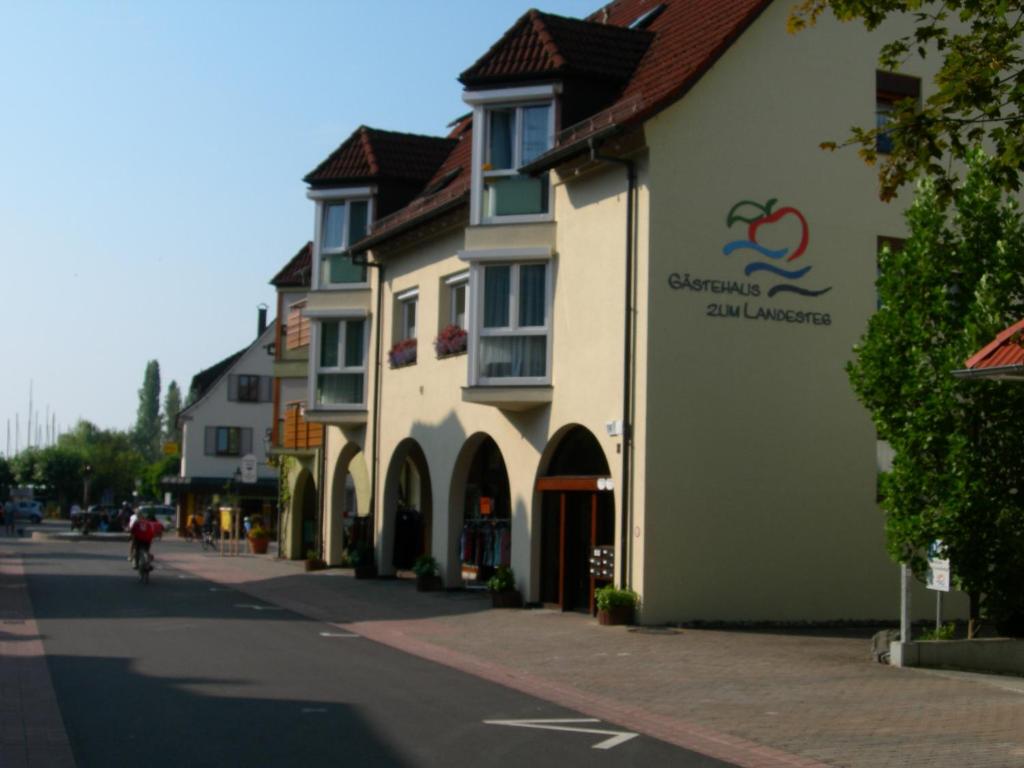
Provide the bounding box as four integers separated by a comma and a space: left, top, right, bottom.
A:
434, 324, 467, 358
348, 542, 376, 579
595, 585, 639, 626
247, 524, 271, 555
486, 565, 522, 608
412, 554, 442, 591
304, 549, 326, 572
388, 338, 418, 368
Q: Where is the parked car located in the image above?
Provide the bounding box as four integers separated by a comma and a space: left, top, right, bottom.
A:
137, 504, 176, 532
72, 504, 124, 532
4, 500, 43, 524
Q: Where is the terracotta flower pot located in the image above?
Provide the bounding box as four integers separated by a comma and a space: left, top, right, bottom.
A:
249, 537, 269, 555
416, 574, 442, 592
597, 605, 635, 626
491, 590, 523, 608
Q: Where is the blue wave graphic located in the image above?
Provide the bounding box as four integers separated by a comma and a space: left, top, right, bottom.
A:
767, 284, 832, 298
744, 262, 812, 280
722, 240, 789, 260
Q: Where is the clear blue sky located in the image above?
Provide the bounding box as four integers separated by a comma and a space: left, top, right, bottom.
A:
0, 0, 596, 452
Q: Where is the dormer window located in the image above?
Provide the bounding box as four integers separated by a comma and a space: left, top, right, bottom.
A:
307, 188, 374, 289
465, 85, 559, 225
483, 103, 552, 218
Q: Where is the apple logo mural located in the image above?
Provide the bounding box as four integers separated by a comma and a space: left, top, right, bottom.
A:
723, 198, 830, 297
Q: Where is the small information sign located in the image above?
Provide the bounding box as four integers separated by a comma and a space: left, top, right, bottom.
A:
240, 454, 258, 484
589, 545, 615, 580
926, 540, 951, 592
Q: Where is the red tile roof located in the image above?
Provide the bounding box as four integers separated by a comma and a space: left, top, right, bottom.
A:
957, 319, 1024, 379
270, 241, 312, 288
359, 0, 772, 248
352, 115, 473, 252
460, 9, 652, 87
304, 126, 456, 188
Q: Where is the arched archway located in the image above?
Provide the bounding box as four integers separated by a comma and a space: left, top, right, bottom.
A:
381, 439, 433, 575
288, 468, 318, 561
448, 434, 512, 588
326, 444, 371, 566
535, 425, 615, 613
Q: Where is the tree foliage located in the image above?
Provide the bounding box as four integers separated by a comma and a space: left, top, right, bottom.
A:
790, 1, 1024, 201
163, 380, 182, 446
848, 150, 1024, 635
134, 360, 162, 462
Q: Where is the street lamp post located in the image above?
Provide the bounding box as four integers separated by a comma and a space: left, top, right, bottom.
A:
82, 464, 93, 509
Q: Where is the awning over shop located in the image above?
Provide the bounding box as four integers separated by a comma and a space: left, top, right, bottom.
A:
160, 475, 278, 498
953, 318, 1024, 381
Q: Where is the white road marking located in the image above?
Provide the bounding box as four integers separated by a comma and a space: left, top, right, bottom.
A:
319, 631, 359, 638
484, 718, 639, 750
234, 604, 284, 611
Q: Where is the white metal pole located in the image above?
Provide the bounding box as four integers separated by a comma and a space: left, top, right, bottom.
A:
901, 564, 912, 642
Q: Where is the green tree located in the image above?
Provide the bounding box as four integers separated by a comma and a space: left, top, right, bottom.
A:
790, 1, 1024, 201
848, 150, 1024, 635
60, 420, 145, 506
0, 456, 12, 500
163, 380, 182, 446
134, 360, 161, 462
34, 446, 84, 514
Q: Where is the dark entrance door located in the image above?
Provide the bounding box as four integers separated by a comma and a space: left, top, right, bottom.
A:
538, 483, 614, 613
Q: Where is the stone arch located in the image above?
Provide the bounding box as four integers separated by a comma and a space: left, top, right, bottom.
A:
533, 425, 615, 612
325, 443, 370, 566
447, 433, 512, 588
287, 467, 318, 561
380, 438, 433, 576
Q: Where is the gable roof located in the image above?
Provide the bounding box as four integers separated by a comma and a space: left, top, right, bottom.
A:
270, 241, 312, 288
525, 0, 772, 171
355, 0, 772, 250
187, 350, 245, 404
350, 115, 474, 253
304, 125, 456, 188
953, 319, 1024, 381
460, 9, 653, 87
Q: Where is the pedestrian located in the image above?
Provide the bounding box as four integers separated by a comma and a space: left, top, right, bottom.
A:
3, 499, 15, 536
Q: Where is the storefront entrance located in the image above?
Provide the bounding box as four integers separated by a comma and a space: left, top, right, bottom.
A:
536, 427, 614, 613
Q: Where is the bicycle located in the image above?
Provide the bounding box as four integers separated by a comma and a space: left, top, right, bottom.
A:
201, 528, 218, 552
134, 546, 153, 584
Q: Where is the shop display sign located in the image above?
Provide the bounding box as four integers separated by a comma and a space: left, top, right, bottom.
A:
926, 540, 951, 592
589, 545, 615, 579
480, 497, 492, 516
667, 198, 833, 327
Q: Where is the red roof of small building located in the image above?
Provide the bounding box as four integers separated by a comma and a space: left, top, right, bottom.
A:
358, 0, 772, 249
270, 242, 312, 288
304, 126, 456, 188
460, 9, 653, 87
352, 115, 474, 251
958, 318, 1024, 379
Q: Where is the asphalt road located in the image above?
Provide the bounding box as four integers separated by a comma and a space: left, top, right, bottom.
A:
22, 539, 734, 768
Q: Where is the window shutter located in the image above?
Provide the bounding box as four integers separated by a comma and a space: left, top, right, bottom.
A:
204, 426, 216, 455
228, 375, 239, 401
259, 375, 272, 402
241, 428, 253, 456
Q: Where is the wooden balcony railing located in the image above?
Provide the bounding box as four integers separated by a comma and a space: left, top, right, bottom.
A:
282, 400, 322, 450
286, 301, 310, 351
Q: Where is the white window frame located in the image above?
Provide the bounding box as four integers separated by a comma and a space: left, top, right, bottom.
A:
464, 85, 560, 226
395, 287, 419, 342
459, 247, 554, 386
446, 271, 469, 328
305, 309, 370, 410
307, 187, 375, 291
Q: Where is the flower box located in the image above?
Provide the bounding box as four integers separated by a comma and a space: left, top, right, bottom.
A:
434, 324, 467, 358
388, 338, 417, 368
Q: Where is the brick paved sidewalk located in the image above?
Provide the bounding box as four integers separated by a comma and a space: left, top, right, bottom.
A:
156, 540, 1024, 768
0, 542, 75, 768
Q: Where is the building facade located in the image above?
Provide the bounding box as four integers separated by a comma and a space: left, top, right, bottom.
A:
312, 0, 968, 623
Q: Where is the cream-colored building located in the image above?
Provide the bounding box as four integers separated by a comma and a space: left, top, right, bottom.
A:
312, 0, 967, 623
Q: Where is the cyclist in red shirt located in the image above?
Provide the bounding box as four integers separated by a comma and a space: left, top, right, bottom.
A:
130, 513, 162, 570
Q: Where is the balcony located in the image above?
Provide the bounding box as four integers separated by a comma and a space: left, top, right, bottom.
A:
280, 401, 323, 451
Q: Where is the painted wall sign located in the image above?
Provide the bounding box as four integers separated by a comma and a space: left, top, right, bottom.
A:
667, 198, 833, 326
